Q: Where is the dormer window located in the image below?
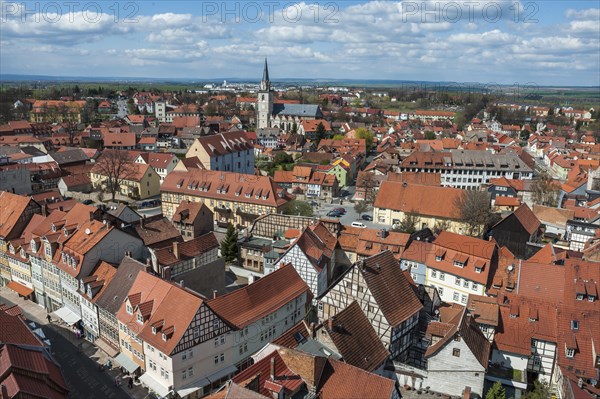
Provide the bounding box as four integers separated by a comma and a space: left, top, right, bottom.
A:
126, 304, 132, 314
30, 239, 36, 252
435, 255, 442, 262
137, 313, 144, 324
475, 267, 482, 273
566, 348, 575, 358
20, 249, 25, 258
589, 295, 596, 302
152, 326, 157, 335
64, 229, 69, 237
453, 261, 465, 268
571, 320, 579, 331
576, 294, 584, 300
51, 224, 57, 232
162, 333, 167, 342
61, 253, 67, 263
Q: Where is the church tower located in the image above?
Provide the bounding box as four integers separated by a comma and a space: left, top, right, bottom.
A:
256, 58, 274, 129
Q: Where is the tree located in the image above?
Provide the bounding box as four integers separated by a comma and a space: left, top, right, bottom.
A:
93, 150, 136, 202
354, 127, 374, 150
354, 200, 370, 218
485, 381, 506, 399
281, 200, 314, 217
454, 190, 493, 237
424, 131, 436, 140
520, 129, 531, 141
291, 122, 298, 134
356, 172, 378, 206
220, 224, 239, 263
395, 211, 419, 234
523, 380, 550, 399
315, 122, 327, 147
332, 134, 345, 140
532, 171, 560, 207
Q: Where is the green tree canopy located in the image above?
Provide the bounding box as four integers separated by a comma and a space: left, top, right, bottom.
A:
220, 224, 239, 263
354, 127, 374, 150
281, 200, 314, 217
485, 381, 506, 399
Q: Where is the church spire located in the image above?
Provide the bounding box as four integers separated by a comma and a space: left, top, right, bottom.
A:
262, 58, 270, 83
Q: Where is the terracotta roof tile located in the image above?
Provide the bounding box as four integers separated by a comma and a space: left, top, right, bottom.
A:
208, 263, 310, 329
375, 182, 463, 219
323, 301, 389, 372
359, 251, 423, 326
153, 232, 218, 265
134, 217, 181, 247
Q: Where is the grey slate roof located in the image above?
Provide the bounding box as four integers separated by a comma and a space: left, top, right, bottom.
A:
272, 104, 322, 118
94, 256, 146, 314
50, 149, 89, 165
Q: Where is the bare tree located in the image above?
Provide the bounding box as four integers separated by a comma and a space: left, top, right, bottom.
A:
93, 150, 136, 202
394, 210, 419, 234
532, 172, 560, 207
454, 190, 493, 237
356, 172, 378, 206
354, 200, 370, 218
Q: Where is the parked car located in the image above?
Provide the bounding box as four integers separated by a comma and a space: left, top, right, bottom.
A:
351, 221, 367, 228
361, 214, 373, 221
334, 207, 346, 214
327, 211, 342, 217
140, 201, 151, 208
82, 199, 94, 205
308, 200, 319, 207
340, 190, 350, 197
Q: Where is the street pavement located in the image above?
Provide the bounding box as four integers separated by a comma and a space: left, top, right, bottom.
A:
313, 199, 387, 230
0, 287, 148, 399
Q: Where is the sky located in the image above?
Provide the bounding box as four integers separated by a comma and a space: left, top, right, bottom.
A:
0, 0, 599, 86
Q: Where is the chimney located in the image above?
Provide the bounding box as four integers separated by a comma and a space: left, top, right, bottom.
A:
145, 258, 152, 272
179, 279, 184, 288
41, 204, 47, 217
89, 210, 94, 222
162, 266, 172, 281
381, 228, 388, 239
212, 289, 218, 299
173, 241, 179, 259
270, 357, 276, 381
248, 274, 255, 284
141, 214, 146, 229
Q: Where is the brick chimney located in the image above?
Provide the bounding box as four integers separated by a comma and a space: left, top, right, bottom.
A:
145, 258, 152, 273
212, 289, 218, 299
173, 241, 179, 259
89, 210, 95, 222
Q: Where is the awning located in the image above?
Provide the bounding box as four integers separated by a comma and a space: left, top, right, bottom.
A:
114, 352, 139, 374
139, 372, 171, 398
51, 307, 81, 325
177, 386, 203, 398
95, 337, 119, 358
6, 281, 34, 297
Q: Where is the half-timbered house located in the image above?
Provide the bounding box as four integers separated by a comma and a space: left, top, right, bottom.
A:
317, 251, 423, 362
116, 271, 234, 398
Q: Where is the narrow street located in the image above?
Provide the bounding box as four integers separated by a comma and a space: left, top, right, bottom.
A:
0, 288, 133, 399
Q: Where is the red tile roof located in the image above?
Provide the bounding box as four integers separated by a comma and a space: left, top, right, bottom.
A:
193, 131, 253, 157
494, 294, 557, 356
117, 271, 204, 355
323, 301, 389, 372
208, 263, 310, 329
359, 251, 423, 326
153, 232, 218, 265
232, 351, 304, 397
161, 169, 290, 208
375, 182, 463, 219
0, 192, 37, 240
0, 344, 68, 399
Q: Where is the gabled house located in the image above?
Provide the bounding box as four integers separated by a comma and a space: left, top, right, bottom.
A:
488, 203, 542, 259
271, 223, 337, 297
171, 200, 214, 240
421, 307, 490, 397
317, 251, 423, 362
135, 152, 179, 184
77, 260, 117, 343
185, 131, 254, 175
207, 263, 312, 371
230, 347, 400, 399
401, 231, 497, 305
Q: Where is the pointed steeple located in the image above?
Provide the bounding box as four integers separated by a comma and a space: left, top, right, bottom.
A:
262, 58, 270, 83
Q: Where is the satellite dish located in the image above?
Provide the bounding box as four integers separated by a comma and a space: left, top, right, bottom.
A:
85, 228, 91, 235
508, 265, 514, 272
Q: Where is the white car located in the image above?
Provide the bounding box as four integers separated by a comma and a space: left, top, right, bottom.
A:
351, 221, 367, 228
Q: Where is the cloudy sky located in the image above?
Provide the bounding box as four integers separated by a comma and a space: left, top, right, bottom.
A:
1, 0, 598, 86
